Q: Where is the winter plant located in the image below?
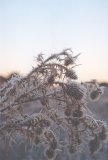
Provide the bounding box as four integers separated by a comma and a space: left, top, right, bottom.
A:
0, 49, 107, 159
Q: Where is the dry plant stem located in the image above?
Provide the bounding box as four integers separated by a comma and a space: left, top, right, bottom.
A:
0, 49, 107, 159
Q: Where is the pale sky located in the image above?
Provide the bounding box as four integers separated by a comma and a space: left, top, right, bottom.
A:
0, 0, 108, 81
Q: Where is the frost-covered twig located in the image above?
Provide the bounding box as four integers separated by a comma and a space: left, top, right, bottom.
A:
0, 49, 107, 159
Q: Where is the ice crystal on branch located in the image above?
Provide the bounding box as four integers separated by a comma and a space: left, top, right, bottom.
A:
0, 49, 107, 159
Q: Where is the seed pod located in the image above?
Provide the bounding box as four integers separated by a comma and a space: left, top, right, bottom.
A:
44, 119, 51, 127
64, 56, 74, 66
64, 108, 71, 116
72, 118, 80, 126
47, 75, 55, 84
99, 126, 107, 141
65, 69, 77, 79
39, 68, 45, 74
39, 119, 51, 128
68, 145, 76, 154
89, 136, 100, 154
66, 83, 84, 100
39, 119, 45, 128
45, 148, 55, 159
72, 110, 83, 117
67, 117, 80, 126
90, 89, 100, 101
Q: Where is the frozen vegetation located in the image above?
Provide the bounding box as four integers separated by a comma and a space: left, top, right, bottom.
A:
0, 49, 107, 160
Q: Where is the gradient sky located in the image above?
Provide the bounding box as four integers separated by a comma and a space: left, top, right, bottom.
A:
0, 0, 108, 81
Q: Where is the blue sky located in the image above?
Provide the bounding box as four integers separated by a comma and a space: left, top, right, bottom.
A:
0, 0, 108, 81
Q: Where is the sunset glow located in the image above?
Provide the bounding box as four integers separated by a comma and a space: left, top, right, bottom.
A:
0, 0, 108, 81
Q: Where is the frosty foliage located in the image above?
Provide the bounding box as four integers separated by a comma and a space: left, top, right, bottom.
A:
0, 49, 107, 159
